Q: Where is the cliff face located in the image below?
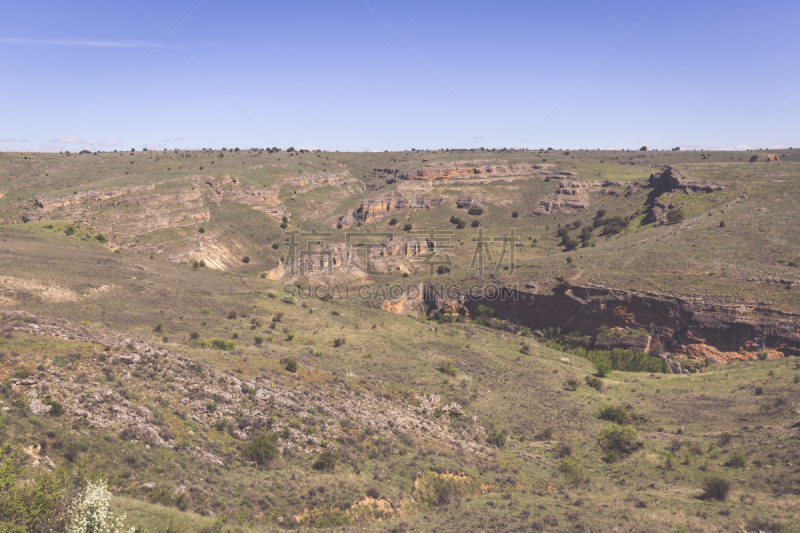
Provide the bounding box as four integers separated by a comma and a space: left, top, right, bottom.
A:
462, 286, 800, 362
647, 166, 726, 194
353, 191, 445, 224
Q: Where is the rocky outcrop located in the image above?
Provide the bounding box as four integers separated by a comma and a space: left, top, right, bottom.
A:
399, 163, 540, 181
353, 191, 445, 224
462, 285, 800, 362
456, 197, 484, 209
647, 166, 726, 194
284, 171, 356, 194
34, 184, 156, 211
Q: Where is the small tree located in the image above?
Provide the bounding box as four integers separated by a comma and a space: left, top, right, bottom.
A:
487, 430, 506, 448
701, 475, 730, 500
666, 208, 685, 224
749, 155, 758, 162
285, 358, 297, 372
511, 211, 519, 218
403, 223, 412, 231
312, 449, 338, 471
719, 220, 725, 227
596, 209, 606, 218
389, 217, 398, 225
243, 432, 279, 465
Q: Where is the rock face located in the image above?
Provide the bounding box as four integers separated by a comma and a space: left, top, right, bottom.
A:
397, 162, 540, 181
533, 179, 609, 215
595, 328, 652, 352
647, 166, 726, 194
284, 171, 356, 194
463, 285, 800, 362
33, 184, 156, 211
353, 191, 445, 225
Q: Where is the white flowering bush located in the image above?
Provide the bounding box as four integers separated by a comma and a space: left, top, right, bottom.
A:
68, 480, 134, 533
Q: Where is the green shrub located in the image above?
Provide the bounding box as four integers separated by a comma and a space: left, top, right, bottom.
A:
727, 451, 747, 468
153, 320, 164, 333
471, 220, 479, 227
701, 475, 730, 500
596, 209, 606, 218
585, 375, 602, 390
403, 223, 412, 231
468, 207, 483, 216
511, 211, 519, 218
666, 209, 685, 224
312, 449, 338, 471
208, 338, 235, 351
595, 361, 612, 377
243, 432, 279, 465
48, 401, 63, 417
558, 458, 588, 485
598, 405, 629, 425
757, 349, 769, 361
599, 424, 637, 460
436, 359, 459, 376
285, 358, 297, 373
389, 218, 398, 225
331, 310, 340, 316
254, 336, 264, 345
749, 155, 758, 162
487, 431, 506, 448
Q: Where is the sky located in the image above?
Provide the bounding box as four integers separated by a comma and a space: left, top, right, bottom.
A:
1, 0, 798, 153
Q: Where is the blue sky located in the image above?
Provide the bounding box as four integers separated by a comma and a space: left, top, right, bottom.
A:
1, 0, 798, 152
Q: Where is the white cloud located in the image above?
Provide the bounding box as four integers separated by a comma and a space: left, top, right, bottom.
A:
0, 138, 26, 143
51, 136, 121, 147
768, 141, 793, 150
143, 143, 163, 150
734, 144, 755, 151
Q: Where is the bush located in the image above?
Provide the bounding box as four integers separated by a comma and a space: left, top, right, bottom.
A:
749, 155, 758, 162
436, 359, 459, 376
596, 209, 606, 218
333, 338, 345, 347
243, 432, 279, 465
585, 375, 603, 390
701, 475, 730, 500
272, 243, 280, 249
312, 449, 338, 471
595, 361, 612, 377
403, 224, 412, 231
48, 400, 63, 417
598, 424, 637, 459
208, 338, 235, 351
598, 405, 629, 425
254, 336, 264, 345
242, 256, 250, 263
558, 458, 588, 485
468, 207, 483, 216
727, 451, 747, 468
511, 211, 519, 218
285, 358, 298, 373
389, 217, 398, 225
69, 479, 132, 533
487, 430, 506, 448
666, 209, 685, 224
719, 220, 726, 227
757, 349, 769, 361
153, 320, 164, 333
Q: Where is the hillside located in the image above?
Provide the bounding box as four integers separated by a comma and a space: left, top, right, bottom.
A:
1, 147, 799, 532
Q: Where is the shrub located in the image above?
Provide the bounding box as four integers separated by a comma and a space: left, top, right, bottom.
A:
333, 338, 345, 347
511, 211, 519, 218
312, 449, 338, 471
754, 386, 763, 395
598, 424, 637, 458
558, 458, 588, 485
749, 155, 758, 162
69, 479, 132, 533
596, 209, 606, 218
757, 349, 769, 361
254, 336, 264, 345
243, 432, 279, 465
189, 332, 200, 340
487, 430, 506, 448
719, 220, 726, 227
727, 451, 747, 468
389, 218, 398, 225
556, 227, 570, 237
198, 227, 205, 233
666, 209, 685, 224
598, 405, 629, 425
403, 224, 412, 231
595, 361, 612, 377
285, 358, 298, 372
48, 400, 64, 417
468, 207, 483, 216
471, 220, 479, 227
701, 475, 730, 500
209, 338, 235, 351
242, 256, 250, 263
272, 243, 280, 249
436, 359, 459, 376
564, 378, 581, 391
94, 234, 106, 243
153, 321, 164, 333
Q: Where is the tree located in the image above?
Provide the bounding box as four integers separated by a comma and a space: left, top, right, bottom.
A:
389, 218, 398, 225
666, 209, 685, 224
719, 220, 726, 227
511, 211, 519, 218
243, 432, 279, 465
468, 207, 483, 216
640, 145, 648, 151
596, 209, 606, 218
285, 358, 297, 372
471, 220, 479, 228
403, 223, 412, 231
242, 256, 250, 263
749, 155, 758, 162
